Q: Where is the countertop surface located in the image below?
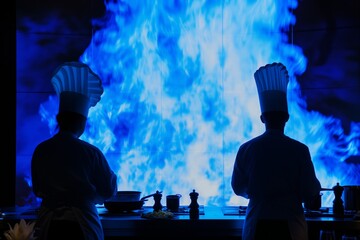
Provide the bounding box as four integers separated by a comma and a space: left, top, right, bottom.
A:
1, 205, 359, 221
1, 205, 360, 238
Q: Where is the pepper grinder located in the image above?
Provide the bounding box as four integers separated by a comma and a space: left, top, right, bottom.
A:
332, 182, 344, 217
189, 189, 199, 220
153, 190, 163, 212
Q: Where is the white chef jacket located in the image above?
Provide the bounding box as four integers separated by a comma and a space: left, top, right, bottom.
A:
231, 129, 321, 240
31, 131, 118, 240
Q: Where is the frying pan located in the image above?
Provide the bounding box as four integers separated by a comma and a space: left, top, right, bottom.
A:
104, 191, 160, 212
104, 200, 146, 212
112, 191, 142, 202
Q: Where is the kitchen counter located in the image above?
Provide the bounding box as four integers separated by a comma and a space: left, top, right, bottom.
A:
99, 205, 243, 239
1, 205, 359, 239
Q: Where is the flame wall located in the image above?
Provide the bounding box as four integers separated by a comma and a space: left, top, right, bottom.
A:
15, 0, 360, 208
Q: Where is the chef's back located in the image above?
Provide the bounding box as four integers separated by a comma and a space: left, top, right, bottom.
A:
231, 63, 321, 240
31, 62, 117, 240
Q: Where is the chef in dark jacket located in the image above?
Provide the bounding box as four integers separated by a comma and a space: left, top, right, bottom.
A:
231, 62, 321, 240
31, 62, 118, 240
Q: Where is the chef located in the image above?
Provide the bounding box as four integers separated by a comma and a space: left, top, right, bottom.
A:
31, 62, 118, 240
231, 62, 321, 240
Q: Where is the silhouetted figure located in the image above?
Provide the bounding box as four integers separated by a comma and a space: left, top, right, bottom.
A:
231, 63, 321, 240
31, 62, 117, 240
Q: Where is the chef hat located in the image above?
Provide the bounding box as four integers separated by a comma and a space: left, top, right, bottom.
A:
51, 62, 104, 117
254, 62, 289, 113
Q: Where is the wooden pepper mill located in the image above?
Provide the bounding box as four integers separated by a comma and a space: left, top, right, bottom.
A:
189, 189, 199, 220
332, 182, 344, 218
153, 190, 163, 212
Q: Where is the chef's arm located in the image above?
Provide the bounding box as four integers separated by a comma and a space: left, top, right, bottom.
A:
231, 161, 249, 199
300, 147, 322, 203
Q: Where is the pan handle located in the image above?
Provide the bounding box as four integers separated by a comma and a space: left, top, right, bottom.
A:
140, 191, 163, 201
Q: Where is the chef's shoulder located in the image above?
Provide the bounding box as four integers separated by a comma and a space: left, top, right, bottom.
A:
285, 135, 308, 146
32, 136, 56, 151
237, 135, 262, 151
284, 135, 310, 152
76, 138, 106, 156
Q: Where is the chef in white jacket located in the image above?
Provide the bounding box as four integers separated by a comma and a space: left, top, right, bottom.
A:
231, 62, 321, 240
31, 62, 117, 240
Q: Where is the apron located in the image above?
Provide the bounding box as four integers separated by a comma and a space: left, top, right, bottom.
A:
242, 197, 308, 240
34, 203, 104, 240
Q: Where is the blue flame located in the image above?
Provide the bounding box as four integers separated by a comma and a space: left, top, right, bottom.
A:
39, 0, 359, 207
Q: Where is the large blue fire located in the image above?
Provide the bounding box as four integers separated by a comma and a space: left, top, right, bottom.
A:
28, 0, 359, 207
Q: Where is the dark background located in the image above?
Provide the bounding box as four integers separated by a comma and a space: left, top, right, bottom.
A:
1, 0, 359, 207
293, 0, 360, 135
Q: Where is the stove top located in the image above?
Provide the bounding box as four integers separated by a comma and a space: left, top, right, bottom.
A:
222, 206, 246, 216
304, 208, 356, 218
221, 206, 357, 218
98, 205, 205, 216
